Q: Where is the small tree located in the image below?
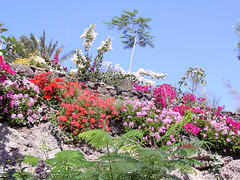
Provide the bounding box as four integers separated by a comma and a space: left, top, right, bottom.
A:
178, 66, 207, 95
234, 21, 240, 60
104, 9, 154, 73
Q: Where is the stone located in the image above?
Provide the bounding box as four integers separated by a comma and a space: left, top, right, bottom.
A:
109, 89, 117, 96
132, 90, 143, 99
97, 86, 108, 95
11, 64, 34, 78
85, 81, 97, 90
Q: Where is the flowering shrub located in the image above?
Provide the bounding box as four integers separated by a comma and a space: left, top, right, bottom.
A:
192, 107, 240, 152
70, 24, 113, 82
173, 96, 240, 152
0, 56, 16, 82
183, 123, 201, 135
102, 61, 168, 86
34, 159, 51, 179
29, 72, 65, 107
0, 144, 25, 179
54, 81, 118, 140
119, 97, 183, 147
132, 83, 153, 92
0, 78, 49, 126
153, 84, 178, 108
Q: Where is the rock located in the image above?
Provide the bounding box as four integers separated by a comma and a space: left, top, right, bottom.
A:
132, 90, 143, 99
97, 86, 108, 95
109, 89, 117, 96
220, 160, 240, 179
143, 93, 153, 100
11, 64, 35, 78
85, 81, 97, 90
106, 85, 115, 90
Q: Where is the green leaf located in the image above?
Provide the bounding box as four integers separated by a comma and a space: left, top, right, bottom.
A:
78, 129, 114, 149
23, 155, 40, 166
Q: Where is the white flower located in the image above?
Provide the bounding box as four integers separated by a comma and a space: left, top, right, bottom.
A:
77, 64, 84, 69
103, 61, 112, 69
35, 56, 46, 64
97, 36, 113, 52
138, 68, 146, 74
71, 54, 78, 64
70, 69, 78, 74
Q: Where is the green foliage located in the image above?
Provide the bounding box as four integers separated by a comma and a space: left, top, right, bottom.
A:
0, 21, 7, 33
104, 9, 154, 49
178, 66, 207, 95
24, 150, 87, 179
0, 35, 22, 62
79, 129, 202, 180
79, 129, 115, 149
104, 9, 154, 73
234, 21, 240, 60
23, 155, 40, 166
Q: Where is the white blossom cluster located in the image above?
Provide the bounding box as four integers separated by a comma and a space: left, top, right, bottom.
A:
97, 36, 113, 52
80, 24, 98, 50
136, 68, 168, 80
34, 56, 47, 64
70, 68, 78, 74
102, 61, 168, 86
70, 49, 87, 69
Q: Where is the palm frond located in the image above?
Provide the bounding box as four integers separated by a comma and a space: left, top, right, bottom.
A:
59, 50, 76, 63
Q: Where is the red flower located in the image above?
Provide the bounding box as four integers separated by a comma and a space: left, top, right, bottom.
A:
58, 115, 68, 122
43, 94, 51, 99
90, 118, 95, 124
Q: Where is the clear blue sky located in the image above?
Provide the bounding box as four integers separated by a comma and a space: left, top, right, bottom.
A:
2, 0, 240, 112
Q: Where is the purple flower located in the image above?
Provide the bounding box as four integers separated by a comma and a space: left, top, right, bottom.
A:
27, 116, 34, 123
14, 100, 20, 106
166, 141, 172, 145
32, 114, 38, 119
34, 159, 51, 179
136, 112, 142, 117
27, 109, 33, 114
226, 138, 231, 142
129, 122, 134, 128
146, 118, 153, 122
3, 107, 8, 113
37, 108, 43, 113
203, 134, 207, 138
11, 114, 16, 118
17, 114, 23, 119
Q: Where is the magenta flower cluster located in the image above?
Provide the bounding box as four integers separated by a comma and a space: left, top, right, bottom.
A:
183, 123, 201, 135
183, 93, 196, 104
153, 84, 177, 108
132, 83, 153, 92
0, 56, 16, 82
120, 97, 183, 146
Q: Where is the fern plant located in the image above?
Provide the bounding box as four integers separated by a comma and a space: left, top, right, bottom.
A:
78, 129, 207, 180
23, 128, 210, 179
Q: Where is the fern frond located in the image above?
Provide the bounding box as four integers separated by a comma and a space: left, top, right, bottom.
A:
23, 155, 40, 166
121, 129, 143, 140
137, 146, 168, 160
78, 129, 114, 149
46, 150, 86, 167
